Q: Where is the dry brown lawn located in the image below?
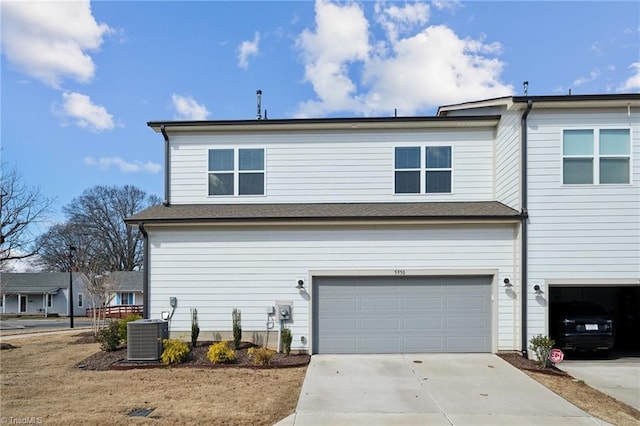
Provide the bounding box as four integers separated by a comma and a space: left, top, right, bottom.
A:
0, 334, 306, 425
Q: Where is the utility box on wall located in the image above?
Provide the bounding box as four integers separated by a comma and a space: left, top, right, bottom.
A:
276, 301, 293, 321
127, 319, 169, 361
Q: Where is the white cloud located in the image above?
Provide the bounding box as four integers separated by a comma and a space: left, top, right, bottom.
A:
295, 0, 371, 116
295, 0, 512, 117
573, 69, 601, 86
375, 2, 430, 43
56, 92, 115, 132
84, 157, 161, 174
171, 94, 210, 120
238, 32, 260, 69
432, 0, 461, 11
1, 0, 112, 88
619, 62, 640, 91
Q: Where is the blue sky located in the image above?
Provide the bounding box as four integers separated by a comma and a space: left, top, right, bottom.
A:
2, 0, 639, 224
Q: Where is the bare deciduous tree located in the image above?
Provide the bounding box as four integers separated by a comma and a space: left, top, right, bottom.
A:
1, 166, 54, 267
85, 271, 122, 336
37, 185, 160, 273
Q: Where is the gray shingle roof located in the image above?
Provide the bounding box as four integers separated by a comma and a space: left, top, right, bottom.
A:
0, 272, 84, 294
108, 271, 143, 292
126, 201, 521, 224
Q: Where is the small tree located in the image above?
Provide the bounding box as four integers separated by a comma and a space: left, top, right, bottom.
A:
84, 269, 121, 337
190, 308, 200, 348
529, 334, 555, 368
232, 308, 242, 349
281, 327, 292, 355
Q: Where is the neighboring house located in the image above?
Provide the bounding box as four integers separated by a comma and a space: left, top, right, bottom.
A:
0, 272, 90, 317
108, 271, 143, 307
126, 93, 639, 356
438, 94, 640, 352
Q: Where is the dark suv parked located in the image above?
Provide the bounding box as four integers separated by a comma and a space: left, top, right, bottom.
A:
550, 302, 615, 353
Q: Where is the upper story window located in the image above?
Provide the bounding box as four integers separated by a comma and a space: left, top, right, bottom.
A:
563, 129, 630, 185
208, 148, 265, 196
394, 146, 452, 194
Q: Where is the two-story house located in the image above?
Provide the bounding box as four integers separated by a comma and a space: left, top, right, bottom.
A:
126, 93, 639, 356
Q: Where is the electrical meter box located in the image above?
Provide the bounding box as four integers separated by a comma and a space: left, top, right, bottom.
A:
277, 304, 292, 321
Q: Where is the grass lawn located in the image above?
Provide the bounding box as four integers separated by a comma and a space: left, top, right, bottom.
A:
0, 333, 306, 425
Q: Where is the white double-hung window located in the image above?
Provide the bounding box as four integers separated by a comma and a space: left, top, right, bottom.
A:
563, 129, 630, 185
394, 146, 452, 194
208, 148, 265, 196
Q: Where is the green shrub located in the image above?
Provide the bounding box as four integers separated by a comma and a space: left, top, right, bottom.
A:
118, 314, 142, 341
248, 346, 275, 365
97, 320, 122, 352
190, 308, 200, 348
207, 341, 236, 364
529, 334, 555, 368
281, 327, 292, 355
232, 308, 242, 349
161, 339, 190, 365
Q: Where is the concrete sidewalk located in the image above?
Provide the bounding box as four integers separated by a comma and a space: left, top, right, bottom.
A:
276, 354, 610, 425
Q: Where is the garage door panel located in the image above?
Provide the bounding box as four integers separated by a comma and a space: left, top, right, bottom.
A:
403, 318, 443, 329
361, 318, 399, 331
404, 337, 443, 351
361, 337, 401, 352
403, 297, 442, 310
313, 275, 492, 354
361, 298, 399, 311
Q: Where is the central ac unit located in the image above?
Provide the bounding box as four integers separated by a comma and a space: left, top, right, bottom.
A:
127, 319, 169, 361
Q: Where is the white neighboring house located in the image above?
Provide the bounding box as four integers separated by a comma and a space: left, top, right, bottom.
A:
438, 94, 640, 352
108, 271, 143, 308
126, 93, 639, 355
0, 272, 90, 317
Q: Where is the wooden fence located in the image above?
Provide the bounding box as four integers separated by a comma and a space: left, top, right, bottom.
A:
86, 305, 143, 319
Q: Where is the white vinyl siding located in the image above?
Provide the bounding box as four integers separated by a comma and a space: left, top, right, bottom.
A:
169, 129, 494, 204
147, 224, 518, 352
494, 111, 523, 210
526, 110, 640, 340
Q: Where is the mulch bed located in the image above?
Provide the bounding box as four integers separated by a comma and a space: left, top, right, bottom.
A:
498, 351, 569, 376
73, 334, 310, 371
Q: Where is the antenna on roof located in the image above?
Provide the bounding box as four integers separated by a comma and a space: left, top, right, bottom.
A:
523, 81, 529, 96
256, 90, 262, 120
568, 88, 572, 96
394, 108, 397, 117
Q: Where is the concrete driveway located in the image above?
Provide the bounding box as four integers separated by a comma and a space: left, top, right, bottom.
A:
559, 355, 640, 411
277, 354, 608, 425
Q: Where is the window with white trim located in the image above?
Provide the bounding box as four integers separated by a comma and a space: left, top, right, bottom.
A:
394, 146, 452, 194
47, 294, 53, 308
77, 293, 83, 308
563, 129, 630, 185
208, 148, 265, 196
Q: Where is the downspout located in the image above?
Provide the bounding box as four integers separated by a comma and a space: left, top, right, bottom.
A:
161, 125, 170, 206
139, 223, 150, 319
521, 100, 533, 358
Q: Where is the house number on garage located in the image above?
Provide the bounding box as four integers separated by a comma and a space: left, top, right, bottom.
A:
394, 270, 406, 276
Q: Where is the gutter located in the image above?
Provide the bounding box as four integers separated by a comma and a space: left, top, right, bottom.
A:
521, 100, 533, 358
138, 223, 150, 319
161, 125, 170, 206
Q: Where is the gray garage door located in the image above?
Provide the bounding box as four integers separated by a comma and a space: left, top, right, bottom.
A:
313, 276, 492, 354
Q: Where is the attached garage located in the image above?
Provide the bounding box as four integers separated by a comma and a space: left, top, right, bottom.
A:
312, 275, 493, 354
549, 285, 640, 352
